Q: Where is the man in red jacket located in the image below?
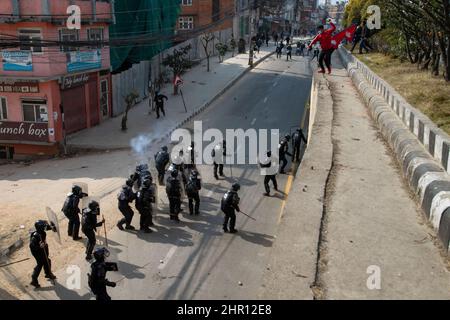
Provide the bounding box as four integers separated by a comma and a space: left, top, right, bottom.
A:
308, 18, 336, 74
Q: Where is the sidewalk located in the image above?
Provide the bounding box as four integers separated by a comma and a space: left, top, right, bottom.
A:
68, 45, 276, 151
321, 54, 450, 299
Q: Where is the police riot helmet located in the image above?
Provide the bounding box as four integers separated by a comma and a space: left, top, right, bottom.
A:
171, 169, 179, 178
231, 183, 241, 191
162, 146, 168, 152
72, 185, 82, 195
93, 247, 110, 261
34, 220, 48, 232
190, 170, 199, 178
267, 151, 272, 158
142, 179, 152, 188
285, 134, 291, 141
126, 178, 134, 187
88, 200, 100, 214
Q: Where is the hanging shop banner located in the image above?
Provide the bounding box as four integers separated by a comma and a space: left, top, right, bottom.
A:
61, 73, 90, 90
67, 50, 102, 73
0, 121, 48, 142
0, 81, 39, 93
2, 51, 33, 72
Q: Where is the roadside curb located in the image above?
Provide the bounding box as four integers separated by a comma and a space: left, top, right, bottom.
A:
338, 47, 450, 253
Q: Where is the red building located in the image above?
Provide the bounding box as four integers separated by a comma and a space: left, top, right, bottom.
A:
0, 0, 113, 159
177, 0, 234, 33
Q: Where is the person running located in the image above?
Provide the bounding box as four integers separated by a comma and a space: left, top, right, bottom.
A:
307, 18, 336, 74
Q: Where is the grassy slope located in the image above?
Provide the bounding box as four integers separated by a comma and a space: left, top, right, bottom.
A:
351, 51, 450, 135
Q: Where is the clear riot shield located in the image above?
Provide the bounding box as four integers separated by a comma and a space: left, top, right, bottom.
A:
46, 207, 61, 244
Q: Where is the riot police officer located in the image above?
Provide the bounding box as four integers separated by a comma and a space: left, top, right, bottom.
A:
155, 146, 170, 185
61, 185, 87, 241
279, 135, 292, 174
166, 169, 182, 222
132, 164, 152, 189
82, 200, 105, 261
136, 178, 156, 233
260, 151, 278, 196
212, 140, 226, 180
167, 151, 187, 186
117, 178, 137, 230
292, 128, 307, 162
30, 220, 57, 288
220, 183, 241, 233
185, 169, 202, 215
88, 247, 118, 301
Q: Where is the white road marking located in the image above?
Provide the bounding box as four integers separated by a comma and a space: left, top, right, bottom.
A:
206, 190, 214, 198
158, 246, 178, 270
251, 118, 257, 125
273, 81, 278, 87
263, 97, 268, 103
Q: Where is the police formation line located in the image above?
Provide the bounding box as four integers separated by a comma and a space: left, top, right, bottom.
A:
28, 129, 307, 300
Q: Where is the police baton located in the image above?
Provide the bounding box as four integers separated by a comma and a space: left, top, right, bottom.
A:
238, 210, 256, 221
102, 215, 108, 247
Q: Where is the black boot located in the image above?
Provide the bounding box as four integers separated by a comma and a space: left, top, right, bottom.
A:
45, 273, 57, 280
30, 277, 40, 288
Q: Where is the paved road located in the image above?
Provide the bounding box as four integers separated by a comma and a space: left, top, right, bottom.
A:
24, 54, 312, 300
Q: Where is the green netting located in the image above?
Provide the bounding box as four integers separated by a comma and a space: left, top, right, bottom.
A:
110, 0, 180, 73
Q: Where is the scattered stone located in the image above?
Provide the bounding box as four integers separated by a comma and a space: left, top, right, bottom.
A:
238, 281, 243, 286
160, 260, 164, 264
311, 166, 314, 170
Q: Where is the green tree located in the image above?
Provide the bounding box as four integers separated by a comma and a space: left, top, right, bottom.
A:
121, 91, 140, 131
162, 44, 192, 94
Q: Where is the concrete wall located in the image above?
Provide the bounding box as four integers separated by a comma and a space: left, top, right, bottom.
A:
111, 61, 150, 117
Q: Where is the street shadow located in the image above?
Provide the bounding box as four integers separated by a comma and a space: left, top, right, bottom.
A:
201, 183, 228, 194
235, 230, 274, 247
116, 261, 146, 280
40, 281, 92, 300
135, 222, 194, 247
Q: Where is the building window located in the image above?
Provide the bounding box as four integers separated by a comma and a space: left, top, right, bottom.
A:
87, 28, 104, 49
179, 16, 194, 30
100, 79, 109, 117
181, 0, 193, 5
22, 100, 48, 123
59, 29, 79, 52
212, 0, 220, 22
0, 97, 7, 120
18, 29, 42, 53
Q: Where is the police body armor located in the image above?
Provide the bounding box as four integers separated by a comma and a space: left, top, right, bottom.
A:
30, 231, 47, 254
166, 176, 181, 198
155, 151, 170, 170
118, 186, 133, 203
186, 177, 201, 198
88, 261, 117, 294
221, 191, 239, 212
61, 194, 79, 219
82, 209, 99, 231
279, 139, 289, 156
136, 187, 156, 211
